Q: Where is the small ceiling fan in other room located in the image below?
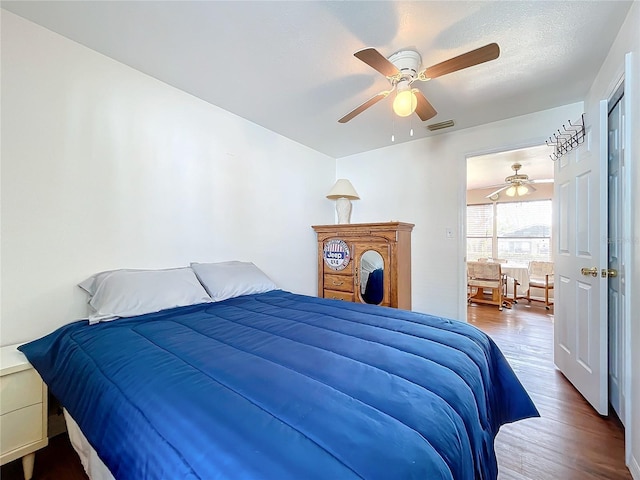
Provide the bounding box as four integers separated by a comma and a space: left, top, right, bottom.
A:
338, 43, 500, 124
485, 163, 553, 199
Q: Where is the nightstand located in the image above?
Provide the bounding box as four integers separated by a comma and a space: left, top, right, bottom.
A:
0, 344, 48, 480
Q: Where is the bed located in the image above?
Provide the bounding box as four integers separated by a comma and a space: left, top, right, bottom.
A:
19, 263, 538, 480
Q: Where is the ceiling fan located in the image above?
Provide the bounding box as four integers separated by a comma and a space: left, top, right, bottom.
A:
485, 163, 552, 199
338, 43, 500, 124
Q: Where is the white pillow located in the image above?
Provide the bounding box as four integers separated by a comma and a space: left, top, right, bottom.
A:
190, 261, 278, 302
79, 268, 212, 324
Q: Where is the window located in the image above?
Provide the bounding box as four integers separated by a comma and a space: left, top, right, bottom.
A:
467, 204, 493, 261
497, 201, 552, 262
467, 200, 552, 263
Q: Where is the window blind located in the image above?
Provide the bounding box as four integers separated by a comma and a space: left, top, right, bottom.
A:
467, 204, 493, 261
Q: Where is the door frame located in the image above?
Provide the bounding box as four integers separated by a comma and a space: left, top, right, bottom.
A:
619, 53, 633, 468
601, 56, 633, 464
461, 139, 553, 321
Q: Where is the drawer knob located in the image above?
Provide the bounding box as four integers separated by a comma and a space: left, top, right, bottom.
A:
332, 280, 344, 286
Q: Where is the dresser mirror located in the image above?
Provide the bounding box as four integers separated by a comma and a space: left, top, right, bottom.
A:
360, 250, 384, 304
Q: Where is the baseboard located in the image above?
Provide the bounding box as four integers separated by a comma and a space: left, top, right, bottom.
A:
630, 454, 640, 480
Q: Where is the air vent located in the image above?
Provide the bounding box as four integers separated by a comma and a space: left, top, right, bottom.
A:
427, 120, 455, 131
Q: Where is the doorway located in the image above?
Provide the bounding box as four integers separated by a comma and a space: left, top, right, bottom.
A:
466, 144, 555, 303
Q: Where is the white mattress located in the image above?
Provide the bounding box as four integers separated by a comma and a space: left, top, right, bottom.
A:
63, 409, 115, 480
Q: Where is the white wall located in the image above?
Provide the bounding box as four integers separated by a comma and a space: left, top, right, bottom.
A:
0, 11, 335, 346
336, 102, 582, 320
586, 2, 639, 476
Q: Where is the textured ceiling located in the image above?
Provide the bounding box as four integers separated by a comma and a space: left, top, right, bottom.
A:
2, 0, 632, 168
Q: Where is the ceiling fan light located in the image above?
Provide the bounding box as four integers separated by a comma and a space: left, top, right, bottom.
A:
505, 184, 529, 197
393, 89, 417, 117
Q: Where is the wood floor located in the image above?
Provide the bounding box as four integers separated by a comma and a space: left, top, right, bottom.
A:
1, 302, 630, 480
469, 301, 630, 480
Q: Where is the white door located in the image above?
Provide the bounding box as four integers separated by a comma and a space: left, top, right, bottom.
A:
553, 112, 608, 415
608, 91, 625, 423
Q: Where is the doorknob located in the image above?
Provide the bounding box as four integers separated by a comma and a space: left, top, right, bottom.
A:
581, 267, 598, 277
602, 268, 618, 278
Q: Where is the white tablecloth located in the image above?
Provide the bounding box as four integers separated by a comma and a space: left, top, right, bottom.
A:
501, 263, 529, 297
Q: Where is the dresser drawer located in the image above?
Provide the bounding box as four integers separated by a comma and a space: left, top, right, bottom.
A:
323, 290, 354, 302
0, 369, 43, 415
324, 273, 353, 292
0, 403, 44, 455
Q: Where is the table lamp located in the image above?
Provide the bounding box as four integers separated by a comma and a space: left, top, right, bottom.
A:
326, 179, 360, 224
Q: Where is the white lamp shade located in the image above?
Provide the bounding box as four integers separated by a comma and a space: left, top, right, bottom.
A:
326, 179, 360, 200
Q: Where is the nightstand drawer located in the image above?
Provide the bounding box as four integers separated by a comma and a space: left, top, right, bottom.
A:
0, 403, 44, 454
0, 368, 42, 415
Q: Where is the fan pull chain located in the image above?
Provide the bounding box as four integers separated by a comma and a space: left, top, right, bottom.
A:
391, 114, 395, 142
410, 115, 414, 137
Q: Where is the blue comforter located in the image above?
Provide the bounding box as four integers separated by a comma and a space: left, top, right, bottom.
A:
20, 291, 538, 480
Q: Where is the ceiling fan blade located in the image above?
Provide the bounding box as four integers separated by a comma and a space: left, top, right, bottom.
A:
526, 183, 537, 193
354, 48, 400, 78
531, 178, 554, 184
413, 89, 437, 121
423, 43, 500, 80
338, 91, 389, 123
485, 185, 509, 198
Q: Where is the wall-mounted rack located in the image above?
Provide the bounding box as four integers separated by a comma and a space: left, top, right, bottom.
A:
546, 113, 585, 161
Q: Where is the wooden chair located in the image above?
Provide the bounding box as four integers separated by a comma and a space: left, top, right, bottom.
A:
475, 259, 508, 293
521, 261, 554, 309
467, 261, 511, 311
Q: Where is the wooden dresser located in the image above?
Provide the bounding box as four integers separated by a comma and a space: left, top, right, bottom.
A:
312, 222, 413, 309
